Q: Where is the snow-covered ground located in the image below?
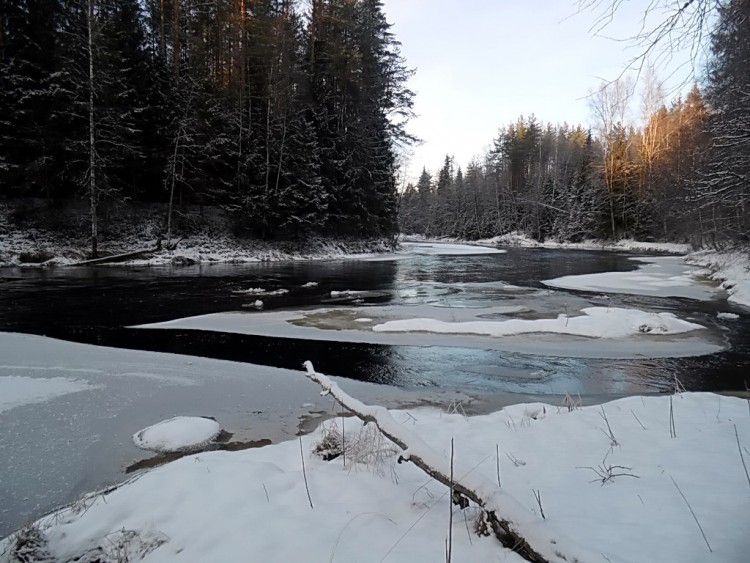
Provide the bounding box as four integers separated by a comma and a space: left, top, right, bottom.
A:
0, 201, 397, 267
2, 388, 747, 562
543, 255, 718, 300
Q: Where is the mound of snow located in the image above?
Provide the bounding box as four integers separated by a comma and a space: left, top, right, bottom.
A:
132, 416, 221, 453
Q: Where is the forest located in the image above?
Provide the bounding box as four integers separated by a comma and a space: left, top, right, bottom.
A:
1, 0, 748, 255
401, 1, 749, 248
0, 0, 413, 254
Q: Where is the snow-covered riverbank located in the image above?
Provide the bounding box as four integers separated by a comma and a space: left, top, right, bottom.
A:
402, 232, 694, 255
0, 201, 396, 267
403, 233, 750, 309
2, 385, 748, 562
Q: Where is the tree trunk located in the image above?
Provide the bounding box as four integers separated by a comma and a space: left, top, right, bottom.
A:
87, 0, 98, 258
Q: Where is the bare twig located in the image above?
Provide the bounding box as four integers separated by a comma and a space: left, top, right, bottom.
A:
669, 395, 677, 439
599, 405, 619, 446
506, 452, 526, 467
496, 444, 502, 487
446, 438, 454, 563
631, 409, 647, 430
578, 463, 640, 485
735, 425, 750, 488
299, 436, 314, 509
669, 475, 712, 552
532, 490, 545, 519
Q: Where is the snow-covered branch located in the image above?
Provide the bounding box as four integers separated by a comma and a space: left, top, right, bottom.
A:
302, 361, 601, 563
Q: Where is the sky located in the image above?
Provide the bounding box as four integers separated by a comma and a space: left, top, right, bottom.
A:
381, 0, 704, 183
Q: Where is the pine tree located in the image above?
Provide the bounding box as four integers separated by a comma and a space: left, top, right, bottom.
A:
698, 0, 750, 243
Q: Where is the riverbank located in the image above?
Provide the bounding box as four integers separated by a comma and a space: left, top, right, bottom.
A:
1, 383, 747, 562
402, 232, 694, 254
0, 200, 395, 267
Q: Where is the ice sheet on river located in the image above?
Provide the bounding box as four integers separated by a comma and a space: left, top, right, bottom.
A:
0, 375, 97, 414
134, 302, 725, 359
543, 255, 719, 300
1, 332, 472, 537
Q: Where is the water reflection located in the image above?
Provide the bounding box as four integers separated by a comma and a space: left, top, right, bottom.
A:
1, 248, 748, 395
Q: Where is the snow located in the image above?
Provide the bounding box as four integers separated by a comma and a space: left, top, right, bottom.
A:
399, 241, 507, 255
543, 256, 718, 300
403, 233, 693, 254
0, 200, 398, 267
717, 312, 739, 320
0, 332, 482, 537
301, 281, 319, 287
132, 416, 222, 453
233, 288, 289, 296
0, 375, 96, 414
372, 307, 704, 339
4, 390, 747, 562
134, 304, 724, 360
475, 233, 692, 254
687, 250, 750, 308
330, 289, 366, 297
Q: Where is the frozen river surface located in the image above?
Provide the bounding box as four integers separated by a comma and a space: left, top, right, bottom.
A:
1, 243, 748, 537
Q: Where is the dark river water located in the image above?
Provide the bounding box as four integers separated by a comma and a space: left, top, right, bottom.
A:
1, 247, 748, 394
1, 246, 749, 538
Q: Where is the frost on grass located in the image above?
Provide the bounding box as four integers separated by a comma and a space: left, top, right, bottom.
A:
132, 416, 221, 453
312, 419, 399, 477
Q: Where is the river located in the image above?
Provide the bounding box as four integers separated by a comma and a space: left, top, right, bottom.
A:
0, 243, 748, 537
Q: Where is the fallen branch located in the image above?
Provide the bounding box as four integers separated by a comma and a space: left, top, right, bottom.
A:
71, 248, 155, 266
302, 361, 598, 563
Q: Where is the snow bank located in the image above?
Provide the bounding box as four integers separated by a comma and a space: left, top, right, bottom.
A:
132, 416, 222, 453
373, 306, 704, 339
544, 255, 717, 300
0, 199, 397, 267
4, 392, 748, 562
0, 375, 96, 414
687, 250, 750, 308
416, 232, 693, 254
398, 241, 506, 255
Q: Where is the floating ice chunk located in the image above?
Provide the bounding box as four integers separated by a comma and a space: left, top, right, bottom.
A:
716, 312, 739, 320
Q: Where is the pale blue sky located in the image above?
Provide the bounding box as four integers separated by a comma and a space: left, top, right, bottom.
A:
381, 0, 701, 182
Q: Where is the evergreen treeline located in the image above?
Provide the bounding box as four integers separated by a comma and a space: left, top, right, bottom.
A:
401, 0, 749, 247
0, 0, 413, 254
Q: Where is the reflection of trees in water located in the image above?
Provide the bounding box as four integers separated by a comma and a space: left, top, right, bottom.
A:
2, 251, 748, 394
